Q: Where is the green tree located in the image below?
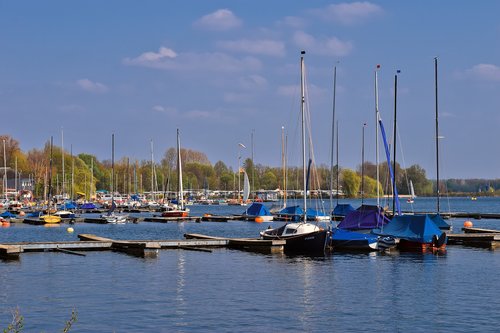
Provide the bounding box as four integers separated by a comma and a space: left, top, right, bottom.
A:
342, 169, 361, 198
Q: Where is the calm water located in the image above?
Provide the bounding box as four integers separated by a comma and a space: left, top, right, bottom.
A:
1, 198, 499, 332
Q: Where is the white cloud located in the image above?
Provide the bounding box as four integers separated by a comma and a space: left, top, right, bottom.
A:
312, 2, 383, 25
152, 105, 178, 116
277, 84, 299, 97
238, 75, 268, 90
124, 47, 262, 72
217, 39, 285, 57
186, 109, 222, 120
276, 16, 306, 29
293, 31, 353, 56
76, 79, 108, 93
193, 9, 242, 31
464, 64, 500, 81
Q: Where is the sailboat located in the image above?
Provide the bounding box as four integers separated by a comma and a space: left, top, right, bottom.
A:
162, 129, 189, 218
39, 137, 62, 224
101, 134, 128, 224
407, 180, 416, 203
242, 168, 250, 203
260, 51, 329, 254
373, 59, 448, 251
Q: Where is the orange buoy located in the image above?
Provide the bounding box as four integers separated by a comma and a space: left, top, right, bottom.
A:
255, 217, 264, 223
463, 220, 473, 228
1, 221, 10, 227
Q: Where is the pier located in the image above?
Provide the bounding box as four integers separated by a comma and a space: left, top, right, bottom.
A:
0, 233, 285, 260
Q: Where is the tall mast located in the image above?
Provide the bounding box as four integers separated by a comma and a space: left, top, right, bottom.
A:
90, 157, 93, 201
71, 144, 74, 200
49, 136, 53, 203
330, 65, 337, 213
281, 126, 287, 208
361, 124, 366, 204
300, 50, 307, 221
251, 129, 255, 196
177, 129, 184, 210
3, 139, 6, 201
111, 134, 114, 204
61, 128, 65, 197
435, 57, 440, 213
375, 66, 381, 207
392, 72, 398, 213
150, 139, 154, 202
336, 121, 339, 205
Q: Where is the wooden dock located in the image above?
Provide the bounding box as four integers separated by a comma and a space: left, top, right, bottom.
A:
447, 233, 500, 249
184, 233, 286, 254
0, 232, 286, 259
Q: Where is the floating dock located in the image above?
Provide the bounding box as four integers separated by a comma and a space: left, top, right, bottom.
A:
447, 233, 500, 249
0, 233, 285, 259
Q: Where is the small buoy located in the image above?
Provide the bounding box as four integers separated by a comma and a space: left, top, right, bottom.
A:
255, 217, 264, 223
19, 211, 26, 216
463, 220, 473, 228
67, 227, 74, 233
1, 221, 10, 228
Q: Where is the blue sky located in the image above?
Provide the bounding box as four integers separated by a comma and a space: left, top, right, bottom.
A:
1, 1, 500, 179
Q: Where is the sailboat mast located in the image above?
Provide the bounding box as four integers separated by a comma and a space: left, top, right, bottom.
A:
375, 66, 380, 207
111, 134, 114, 204
177, 129, 184, 210
90, 157, 93, 201
71, 145, 74, 201
300, 50, 307, 220
330, 65, 337, 213
393, 72, 398, 213
281, 126, 287, 208
61, 128, 65, 198
361, 124, 366, 204
150, 139, 154, 202
49, 136, 53, 204
3, 139, 7, 201
336, 121, 339, 205
435, 57, 440, 213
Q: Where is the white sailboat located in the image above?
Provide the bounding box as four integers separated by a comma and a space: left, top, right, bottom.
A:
242, 169, 250, 203
407, 180, 416, 203
260, 51, 329, 254
162, 129, 189, 218
101, 134, 128, 224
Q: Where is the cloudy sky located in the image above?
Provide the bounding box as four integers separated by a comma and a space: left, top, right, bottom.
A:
1, 1, 500, 179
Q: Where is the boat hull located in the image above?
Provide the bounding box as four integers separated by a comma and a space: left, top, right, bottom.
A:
330, 229, 379, 252
397, 239, 446, 253
261, 227, 329, 254
161, 210, 189, 218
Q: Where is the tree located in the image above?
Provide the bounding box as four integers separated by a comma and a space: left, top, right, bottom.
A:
406, 164, 432, 196
342, 169, 361, 198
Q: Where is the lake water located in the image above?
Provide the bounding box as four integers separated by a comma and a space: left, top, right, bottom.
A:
1, 197, 499, 332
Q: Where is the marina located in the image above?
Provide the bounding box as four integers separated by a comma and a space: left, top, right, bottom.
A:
1, 198, 500, 332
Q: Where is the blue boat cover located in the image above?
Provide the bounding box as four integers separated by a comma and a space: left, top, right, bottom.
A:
331, 228, 378, 242
373, 214, 444, 243
79, 202, 96, 209
130, 194, 140, 201
337, 205, 389, 230
332, 204, 356, 216
244, 202, 271, 216
61, 201, 77, 210
0, 211, 17, 218
278, 205, 304, 216
429, 214, 451, 230
306, 208, 328, 219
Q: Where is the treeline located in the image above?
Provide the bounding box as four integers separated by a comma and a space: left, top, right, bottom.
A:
0, 134, 480, 200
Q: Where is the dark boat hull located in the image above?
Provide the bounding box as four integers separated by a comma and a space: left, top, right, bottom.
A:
261, 227, 329, 254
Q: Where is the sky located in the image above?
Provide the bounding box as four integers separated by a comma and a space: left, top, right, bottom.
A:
1, 1, 500, 179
